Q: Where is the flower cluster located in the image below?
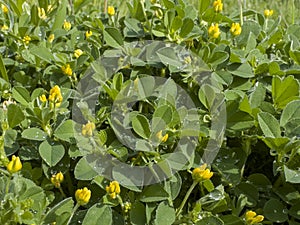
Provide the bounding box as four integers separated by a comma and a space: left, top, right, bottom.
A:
107, 6, 115, 16
74, 49, 83, 58
48, 85, 63, 108
230, 23, 242, 36
63, 20, 71, 31
48, 34, 55, 43
85, 30, 92, 39
51, 172, 64, 188
192, 163, 213, 182
264, 9, 274, 17
23, 35, 31, 45
208, 23, 220, 39
156, 130, 168, 143
61, 64, 73, 76
75, 187, 91, 206
213, 0, 223, 13
7, 155, 22, 174
1, 4, 8, 14
82, 121, 96, 137
38, 7, 47, 20
106, 181, 121, 199
245, 211, 264, 224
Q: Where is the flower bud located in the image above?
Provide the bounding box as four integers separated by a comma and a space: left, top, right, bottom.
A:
7, 155, 22, 173
75, 187, 91, 206
106, 181, 121, 199
51, 172, 64, 188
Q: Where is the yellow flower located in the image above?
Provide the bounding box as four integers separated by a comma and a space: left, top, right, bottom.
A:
7, 155, 22, 173
85, 30, 92, 39
106, 181, 121, 199
245, 211, 264, 224
49, 85, 63, 107
63, 20, 71, 31
74, 49, 83, 58
192, 164, 213, 182
208, 23, 221, 39
23, 35, 31, 45
39, 94, 47, 102
75, 187, 91, 206
38, 7, 47, 20
264, 9, 274, 17
1, 4, 8, 14
156, 130, 168, 143
82, 121, 96, 137
213, 0, 223, 13
48, 34, 55, 43
1, 24, 8, 31
107, 6, 115, 16
230, 23, 242, 36
51, 172, 64, 188
61, 64, 73, 76
47, 5, 54, 13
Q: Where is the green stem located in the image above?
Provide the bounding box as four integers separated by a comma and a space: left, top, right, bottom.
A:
67, 203, 80, 225
175, 181, 198, 217
291, 0, 295, 24
239, 0, 243, 25
58, 186, 67, 198
5, 173, 11, 194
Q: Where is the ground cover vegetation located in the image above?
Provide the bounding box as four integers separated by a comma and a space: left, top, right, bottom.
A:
0, 0, 300, 224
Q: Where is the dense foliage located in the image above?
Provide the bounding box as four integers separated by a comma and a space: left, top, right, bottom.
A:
0, 0, 300, 224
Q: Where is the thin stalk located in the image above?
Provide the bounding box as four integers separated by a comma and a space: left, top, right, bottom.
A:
175, 181, 198, 217
67, 203, 80, 225
291, 0, 295, 24
239, 0, 243, 26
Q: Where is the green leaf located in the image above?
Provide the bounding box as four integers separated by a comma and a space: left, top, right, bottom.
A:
284, 165, 300, 184
74, 157, 98, 180
152, 105, 173, 131
54, 120, 76, 143
154, 201, 175, 225
132, 114, 151, 139
208, 51, 229, 68
263, 198, 288, 223
39, 140, 65, 167
130, 201, 146, 225
43, 198, 74, 224
0, 53, 8, 82
139, 184, 169, 202
136, 76, 155, 99
7, 104, 25, 128
289, 202, 300, 220
171, 16, 182, 33
290, 50, 300, 65
21, 128, 47, 141
12, 86, 31, 105
280, 100, 300, 127
30, 46, 55, 63
179, 18, 194, 38
198, 0, 210, 16
219, 215, 244, 225
104, 27, 124, 48
51, 0, 67, 31
157, 47, 183, 72
228, 63, 254, 78
82, 204, 112, 225
195, 216, 224, 225
112, 165, 143, 191
258, 112, 281, 138
234, 182, 258, 207
249, 83, 266, 108
272, 76, 299, 109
